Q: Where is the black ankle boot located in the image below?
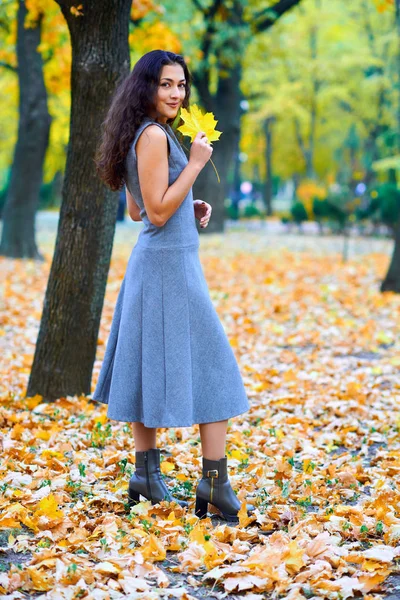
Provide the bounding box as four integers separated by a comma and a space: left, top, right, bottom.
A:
195, 456, 252, 522
128, 448, 188, 508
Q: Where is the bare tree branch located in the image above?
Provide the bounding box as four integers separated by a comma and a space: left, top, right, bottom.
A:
130, 16, 144, 26
0, 60, 17, 72
190, 0, 206, 13
254, 0, 302, 32
0, 20, 11, 33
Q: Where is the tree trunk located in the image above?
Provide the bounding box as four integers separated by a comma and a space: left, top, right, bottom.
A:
381, 0, 400, 293
193, 62, 242, 233
230, 146, 241, 220
27, 0, 131, 400
381, 221, 400, 292
307, 24, 319, 180
397, 0, 400, 151
0, 1, 51, 260
191, 0, 302, 234
263, 117, 274, 216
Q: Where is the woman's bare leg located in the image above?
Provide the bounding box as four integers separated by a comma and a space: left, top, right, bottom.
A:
131, 423, 157, 451
199, 419, 228, 460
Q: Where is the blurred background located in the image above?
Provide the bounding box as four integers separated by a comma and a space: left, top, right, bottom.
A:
0, 0, 398, 237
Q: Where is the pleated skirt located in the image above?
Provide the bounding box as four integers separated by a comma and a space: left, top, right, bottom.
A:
91, 243, 250, 428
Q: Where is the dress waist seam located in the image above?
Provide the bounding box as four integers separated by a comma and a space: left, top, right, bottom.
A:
135, 243, 200, 251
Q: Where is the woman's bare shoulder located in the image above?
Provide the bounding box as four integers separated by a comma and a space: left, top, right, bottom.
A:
136, 124, 168, 167
137, 124, 167, 147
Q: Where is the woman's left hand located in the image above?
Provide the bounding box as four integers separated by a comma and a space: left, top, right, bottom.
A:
193, 199, 212, 228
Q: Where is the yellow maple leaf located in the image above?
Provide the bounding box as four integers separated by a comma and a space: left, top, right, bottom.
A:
177, 104, 222, 144
238, 500, 256, 528
160, 460, 175, 475
1, 503, 38, 532
0, 516, 20, 529
25, 394, 43, 410
41, 449, 65, 460
94, 414, 108, 426
36, 429, 51, 441
140, 533, 166, 562
26, 566, 54, 591
177, 104, 222, 183
35, 494, 64, 519
189, 520, 210, 544
285, 540, 307, 574
229, 449, 248, 461
187, 522, 222, 569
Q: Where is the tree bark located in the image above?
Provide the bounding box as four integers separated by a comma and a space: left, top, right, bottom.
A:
381, 0, 400, 292
27, 0, 131, 400
381, 220, 400, 292
193, 62, 243, 233
290, 21, 320, 180
263, 117, 274, 215
0, 0, 51, 259
397, 0, 400, 152
361, 0, 388, 187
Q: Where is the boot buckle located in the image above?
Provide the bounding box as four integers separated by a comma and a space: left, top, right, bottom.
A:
207, 469, 218, 478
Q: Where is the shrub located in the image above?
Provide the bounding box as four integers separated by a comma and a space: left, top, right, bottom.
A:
312, 198, 331, 220
291, 201, 308, 224
243, 204, 262, 218
225, 204, 239, 220
377, 183, 400, 227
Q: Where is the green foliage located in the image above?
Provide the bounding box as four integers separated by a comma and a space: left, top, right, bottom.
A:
324, 186, 352, 229
243, 204, 262, 218
312, 198, 331, 220
376, 183, 400, 226
356, 183, 400, 228
375, 521, 384, 534
356, 196, 380, 221
90, 422, 112, 448
0, 186, 7, 218
241, 0, 396, 187
291, 201, 308, 224
225, 203, 239, 220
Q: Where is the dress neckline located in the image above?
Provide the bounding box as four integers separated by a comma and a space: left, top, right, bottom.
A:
142, 117, 187, 160
144, 116, 169, 129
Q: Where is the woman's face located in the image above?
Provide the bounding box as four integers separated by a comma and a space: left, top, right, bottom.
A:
150, 63, 187, 123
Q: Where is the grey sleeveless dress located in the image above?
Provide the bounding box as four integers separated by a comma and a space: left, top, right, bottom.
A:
91, 117, 250, 427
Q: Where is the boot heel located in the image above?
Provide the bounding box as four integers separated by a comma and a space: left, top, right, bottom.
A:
128, 488, 140, 505
221, 511, 239, 523
195, 496, 208, 519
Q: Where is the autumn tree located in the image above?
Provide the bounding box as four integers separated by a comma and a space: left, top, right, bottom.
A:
239, 0, 395, 212
381, 0, 400, 292
0, 0, 71, 258
27, 0, 131, 400
0, 0, 51, 259
191, 0, 303, 233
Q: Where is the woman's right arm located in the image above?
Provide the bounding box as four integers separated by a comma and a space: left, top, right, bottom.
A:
136, 125, 212, 227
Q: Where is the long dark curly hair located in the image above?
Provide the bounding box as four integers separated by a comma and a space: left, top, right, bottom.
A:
95, 50, 192, 191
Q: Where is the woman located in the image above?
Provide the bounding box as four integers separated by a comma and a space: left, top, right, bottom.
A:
92, 50, 251, 522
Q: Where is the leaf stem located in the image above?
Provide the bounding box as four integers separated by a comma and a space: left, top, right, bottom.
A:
181, 143, 220, 184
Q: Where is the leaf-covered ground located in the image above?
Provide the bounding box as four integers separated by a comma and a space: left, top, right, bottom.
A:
1, 224, 400, 599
